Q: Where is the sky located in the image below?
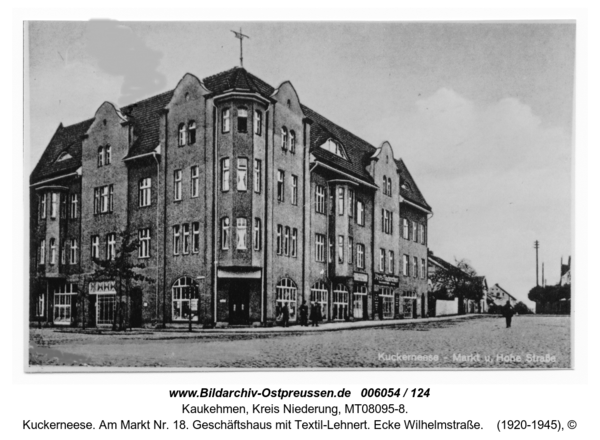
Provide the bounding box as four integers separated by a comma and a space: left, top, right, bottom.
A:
26, 21, 574, 307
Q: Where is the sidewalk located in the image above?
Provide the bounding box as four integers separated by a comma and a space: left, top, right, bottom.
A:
43, 314, 488, 340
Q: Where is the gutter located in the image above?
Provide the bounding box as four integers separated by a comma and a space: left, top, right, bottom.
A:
30, 170, 79, 187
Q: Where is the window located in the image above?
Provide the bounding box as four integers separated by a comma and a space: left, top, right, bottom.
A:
291, 175, 298, 205
348, 237, 353, 264
348, 189, 354, 217
276, 278, 297, 322
221, 218, 230, 250
221, 158, 230, 192
421, 258, 426, 280
277, 170, 285, 202
53, 283, 76, 324
60, 241, 66, 265
96, 294, 116, 325
91, 235, 100, 259
105, 146, 111, 165
191, 166, 199, 198
315, 234, 325, 262
383, 177, 391, 196
253, 218, 261, 251
36, 293, 45, 317
178, 123, 186, 146
281, 127, 288, 151
357, 200, 365, 226
182, 223, 190, 254
237, 108, 248, 133
388, 250, 394, 274
383, 175, 387, 195
276, 225, 283, 255
379, 248, 385, 272
50, 193, 58, 219
70, 239, 78, 264
402, 218, 409, 239
338, 235, 344, 264
421, 224, 427, 245
60, 194, 67, 218
95, 185, 113, 214
192, 222, 200, 253
356, 244, 365, 269
39, 239, 45, 264
236, 218, 247, 250
413, 256, 419, 278
55, 151, 72, 162
338, 187, 344, 216
39, 194, 46, 219
222, 108, 230, 133
253, 159, 261, 193
315, 185, 325, 214
290, 130, 296, 153
329, 236, 333, 263
403, 254, 409, 276
382, 209, 392, 234
413, 221, 418, 242
291, 228, 297, 257
105, 235, 114, 261
254, 110, 262, 136
172, 277, 199, 322
139, 178, 151, 207
174, 170, 182, 201
98, 146, 104, 167
173, 225, 181, 255
237, 158, 248, 191
188, 120, 196, 144
284, 227, 290, 256
310, 282, 328, 321
320, 139, 347, 159
332, 284, 349, 320
139, 228, 150, 258
69, 194, 78, 219
49, 238, 57, 265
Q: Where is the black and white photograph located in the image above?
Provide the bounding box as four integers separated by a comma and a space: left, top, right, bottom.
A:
26, 20, 574, 370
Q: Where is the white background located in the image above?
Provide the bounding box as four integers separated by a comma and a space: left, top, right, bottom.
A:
6, 2, 599, 439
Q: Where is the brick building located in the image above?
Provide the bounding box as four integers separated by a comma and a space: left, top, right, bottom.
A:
29, 67, 432, 327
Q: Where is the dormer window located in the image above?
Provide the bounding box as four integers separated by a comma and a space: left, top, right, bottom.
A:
56, 151, 72, 162
320, 139, 347, 159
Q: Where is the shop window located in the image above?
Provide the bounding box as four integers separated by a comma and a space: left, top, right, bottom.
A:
276, 278, 297, 322
172, 277, 199, 321
310, 282, 328, 321
332, 284, 349, 320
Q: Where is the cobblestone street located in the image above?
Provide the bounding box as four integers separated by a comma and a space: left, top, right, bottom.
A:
29, 315, 570, 369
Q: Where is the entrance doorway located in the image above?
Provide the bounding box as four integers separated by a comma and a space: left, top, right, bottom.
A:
229, 280, 249, 324
130, 287, 143, 328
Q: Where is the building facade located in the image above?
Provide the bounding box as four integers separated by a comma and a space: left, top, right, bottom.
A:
29, 67, 432, 327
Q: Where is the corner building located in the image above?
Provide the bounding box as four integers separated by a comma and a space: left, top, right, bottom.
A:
29, 67, 432, 327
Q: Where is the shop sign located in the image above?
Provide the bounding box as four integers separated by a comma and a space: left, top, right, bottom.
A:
374, 273, 399, 287
89, 280, 116, 294
353, 272, 369, 283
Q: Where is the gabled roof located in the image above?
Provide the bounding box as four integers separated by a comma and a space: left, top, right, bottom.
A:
122, 90, 174, 158
30, 118, 93, 183
489, 283, 517, 301
302, 104, 376, 182
395, 158, 431, 210
428, 253, 457, 272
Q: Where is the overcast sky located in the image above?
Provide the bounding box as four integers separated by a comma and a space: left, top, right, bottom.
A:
27, 21, 574, 306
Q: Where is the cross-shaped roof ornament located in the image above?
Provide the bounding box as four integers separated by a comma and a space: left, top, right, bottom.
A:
231, 28, 250, 67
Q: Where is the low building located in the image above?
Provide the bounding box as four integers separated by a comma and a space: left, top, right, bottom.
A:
487, 283, 517, 307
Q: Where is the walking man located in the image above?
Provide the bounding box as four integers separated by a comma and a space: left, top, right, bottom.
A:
502, 300, 514, 328
299, 300, 308, 327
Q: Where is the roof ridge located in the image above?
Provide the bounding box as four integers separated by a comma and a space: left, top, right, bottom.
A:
120, 89, 175, 112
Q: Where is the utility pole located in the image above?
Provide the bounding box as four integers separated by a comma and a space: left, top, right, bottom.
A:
534, 240, 540, 286
542, 262, 545, 287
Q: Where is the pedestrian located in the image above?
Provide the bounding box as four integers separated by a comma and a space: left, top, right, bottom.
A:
310, 302, 318, 327
315, 302, 322, 327
282, 303, 290, 328
502, 300, 514, 328
299, 300, 309, 327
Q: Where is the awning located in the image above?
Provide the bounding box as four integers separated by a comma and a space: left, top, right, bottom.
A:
217, 269, 261, 279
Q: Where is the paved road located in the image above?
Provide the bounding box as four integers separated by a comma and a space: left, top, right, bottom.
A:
29, 315, 570, 369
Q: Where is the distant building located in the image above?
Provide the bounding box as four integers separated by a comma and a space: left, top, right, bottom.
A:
487, 283, 517, 307
535, 256, 570, 315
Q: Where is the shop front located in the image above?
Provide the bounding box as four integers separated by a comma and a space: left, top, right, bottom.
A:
373, 273, 399, 320
89, 280, 116, 327
352, 272, 369, 320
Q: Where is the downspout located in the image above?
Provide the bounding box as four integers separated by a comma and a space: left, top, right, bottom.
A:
211, 102, 218, 324
162, 111, 169, 327
153, 151, 160, 324
262, 107, 271, 323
